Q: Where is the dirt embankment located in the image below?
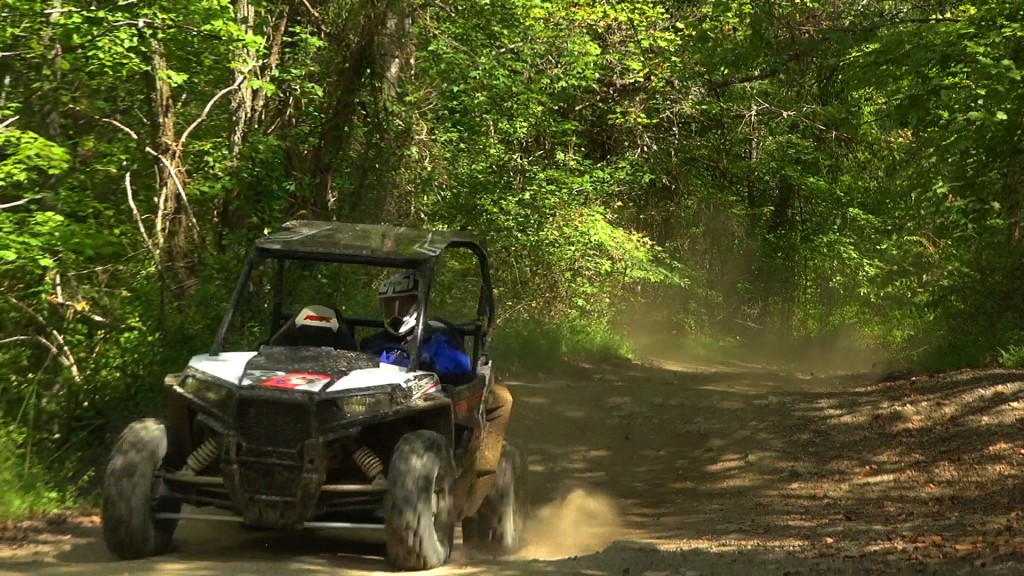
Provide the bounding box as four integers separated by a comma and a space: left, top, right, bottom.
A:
5, 359, 1024, 575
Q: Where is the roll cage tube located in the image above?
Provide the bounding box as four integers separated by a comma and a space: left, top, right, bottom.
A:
474, 246, 495, 332
478, 249, 494, 361
409, 245, 494, 372
210, 250, 262, 356
407, 259, 436, 372
270, 257, 286, 336
450, 243, 495, 366
448, 241, 494, 330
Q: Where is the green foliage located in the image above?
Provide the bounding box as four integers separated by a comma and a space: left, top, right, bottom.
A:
997, 342, 1024, 369
0, 420, 74, 518
0, 126, 71, 286
4, 0, 1024, 517
829, 1, 1024, 361
416, 0, 684, 339
0, 129, 69, 188
493, 314, 633, 374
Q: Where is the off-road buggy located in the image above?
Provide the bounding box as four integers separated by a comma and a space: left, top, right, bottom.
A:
100, 221, 527, 570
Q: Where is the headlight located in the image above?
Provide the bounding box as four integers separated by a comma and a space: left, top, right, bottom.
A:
338, 393, 392, 418
181, 375, 235, 415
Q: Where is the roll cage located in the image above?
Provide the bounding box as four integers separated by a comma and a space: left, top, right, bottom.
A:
210, 221, 495, 373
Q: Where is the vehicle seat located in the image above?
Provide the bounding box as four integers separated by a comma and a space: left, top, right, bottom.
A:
277, 305, 358, 351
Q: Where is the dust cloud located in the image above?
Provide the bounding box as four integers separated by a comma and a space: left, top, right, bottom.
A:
619, 300, 890, 376
516, 487, 624, 560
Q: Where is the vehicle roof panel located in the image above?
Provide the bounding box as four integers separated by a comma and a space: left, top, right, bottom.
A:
255, 221, 484, 263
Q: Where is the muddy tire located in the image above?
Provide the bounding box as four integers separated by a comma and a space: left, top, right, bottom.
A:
101, 418, 182, 560
384, 430, 456, 570
462, 442, 527, 555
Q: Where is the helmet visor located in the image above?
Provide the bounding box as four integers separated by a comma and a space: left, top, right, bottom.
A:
382, 294, 418, 336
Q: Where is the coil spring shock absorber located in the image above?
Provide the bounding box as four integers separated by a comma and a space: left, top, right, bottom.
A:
183, 437, 219, 474
352, 446, 384, 481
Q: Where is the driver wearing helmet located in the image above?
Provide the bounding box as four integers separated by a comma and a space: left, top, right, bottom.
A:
360, 270, 472, 382
360, 270, 513, 513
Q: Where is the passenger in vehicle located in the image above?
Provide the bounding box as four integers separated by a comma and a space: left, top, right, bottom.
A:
360, 270, 472, 383
360, 270, 513, 512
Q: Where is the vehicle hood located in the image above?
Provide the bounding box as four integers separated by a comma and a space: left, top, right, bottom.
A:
186, 346, 439, 396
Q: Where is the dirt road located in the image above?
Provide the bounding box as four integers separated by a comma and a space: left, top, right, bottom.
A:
4, 359, 1024, 575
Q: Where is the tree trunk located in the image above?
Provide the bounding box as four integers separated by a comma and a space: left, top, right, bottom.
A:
41, 0, 63, 199
215, 1, 292, 250
229, 0, 257, 157
1005, 158, 1024, 248
376, 1, 416, 221
146, 33, 195, 290
309, 0, 409, 218
381, 3, 413, 101
0, 70, 9, 111
312, 41, 372, 216
252, 3, 291, 133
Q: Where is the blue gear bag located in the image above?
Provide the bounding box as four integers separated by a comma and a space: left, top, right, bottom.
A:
379, 332, 471, 381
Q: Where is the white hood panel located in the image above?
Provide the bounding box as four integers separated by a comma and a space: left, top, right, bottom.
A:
327, 364, 438, 395
188, 352, 258, 384
187, 351, 439, 397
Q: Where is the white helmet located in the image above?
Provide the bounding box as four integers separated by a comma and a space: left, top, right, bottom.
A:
378, 270, 419, 336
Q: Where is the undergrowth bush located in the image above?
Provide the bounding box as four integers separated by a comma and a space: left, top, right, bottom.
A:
492, 314, 633, 374
0, 420, 75, 518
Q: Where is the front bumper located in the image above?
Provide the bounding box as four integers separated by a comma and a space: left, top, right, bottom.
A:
165, 380, 449, 530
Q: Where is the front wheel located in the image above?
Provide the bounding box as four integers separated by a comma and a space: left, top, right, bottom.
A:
384, 430, 456, 570
101, 418, 182, 559
462, 442, 528, 555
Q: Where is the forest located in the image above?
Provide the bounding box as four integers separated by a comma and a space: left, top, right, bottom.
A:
0, 0, 1021, 514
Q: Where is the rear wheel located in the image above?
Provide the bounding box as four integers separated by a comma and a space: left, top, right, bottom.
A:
462, 442, 527, 555
384, 430, 456, 570
101, 418, 182, 559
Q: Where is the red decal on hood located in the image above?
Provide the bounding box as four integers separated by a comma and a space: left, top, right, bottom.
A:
261, 372, 331, 389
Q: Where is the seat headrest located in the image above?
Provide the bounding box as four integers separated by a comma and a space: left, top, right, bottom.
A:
294, 305, 340, 332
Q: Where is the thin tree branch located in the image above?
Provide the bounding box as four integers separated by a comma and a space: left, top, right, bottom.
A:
98, 115, 199, 242
9, 336, 63, 363
99, 116, 141, 140
0, 196, 44, 210
125, 170, 159, 264
830, 16, 961, 34
51, 271, 81, 325
53, 270, 63, 301
298, 0, 326, 33
153, 153, 199, 239
178, 75, 245, 149
46, 296, 111, 324
6, 296, 82, 383
97, 116, 167, 250
7, 296, 48, 328
51, 327, 80, 382
0, 334, 63, 369
0, 115, 18, 129
0, 336, 35, 345
708, 70, 781, 93
154, 167, 168, 252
